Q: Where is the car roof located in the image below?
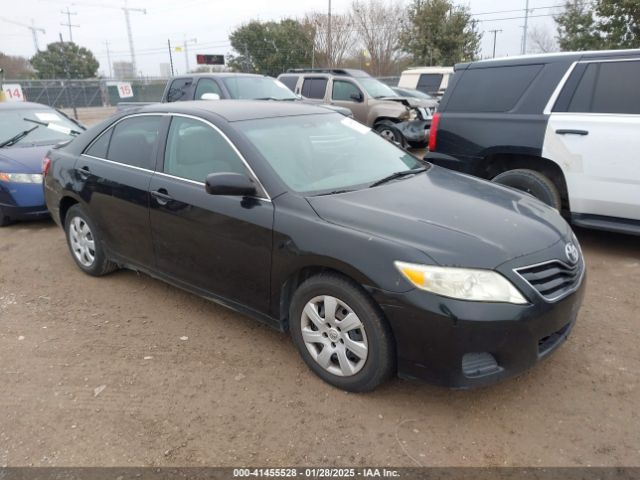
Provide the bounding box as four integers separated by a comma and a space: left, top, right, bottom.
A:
170, 73, 270, 79
138, 99, 334, 122
458, 49, 640, 70
0, 101, 53, 110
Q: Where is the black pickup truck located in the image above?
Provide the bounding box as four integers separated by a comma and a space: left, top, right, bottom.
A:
117, 73, 352, 117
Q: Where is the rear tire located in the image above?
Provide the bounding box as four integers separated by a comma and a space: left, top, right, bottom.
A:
64, 204, 117, 276
289, 273, 395, 392
492, 169, 561, 210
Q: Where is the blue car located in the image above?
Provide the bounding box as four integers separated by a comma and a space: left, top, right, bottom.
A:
0, 101, 83, 226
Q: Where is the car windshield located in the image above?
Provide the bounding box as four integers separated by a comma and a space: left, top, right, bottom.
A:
358, 78, 398, 99
0, 108, 79, 146
237, 113, 423, 194
222, 76, 298, 100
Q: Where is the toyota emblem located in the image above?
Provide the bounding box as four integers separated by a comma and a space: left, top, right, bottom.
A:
565, 242, 579, 265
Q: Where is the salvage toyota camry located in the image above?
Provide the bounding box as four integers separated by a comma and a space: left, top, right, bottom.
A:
44, 101, 585, 391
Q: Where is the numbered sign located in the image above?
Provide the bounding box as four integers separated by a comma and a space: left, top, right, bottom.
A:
116, 82, 134, 99
2, 84, 25, 102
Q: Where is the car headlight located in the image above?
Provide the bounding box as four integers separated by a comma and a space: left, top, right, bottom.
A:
0, 172, 44, 184
408, 108, 419, 121
395, 261, 528, 304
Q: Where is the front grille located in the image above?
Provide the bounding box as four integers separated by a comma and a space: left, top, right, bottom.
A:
515, 259, 583, 302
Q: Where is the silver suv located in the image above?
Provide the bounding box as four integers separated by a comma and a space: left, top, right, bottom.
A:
278, 69, 436, 148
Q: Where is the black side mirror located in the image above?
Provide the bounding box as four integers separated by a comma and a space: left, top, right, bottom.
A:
205, 172, 257, 196
350, 92, 364, 102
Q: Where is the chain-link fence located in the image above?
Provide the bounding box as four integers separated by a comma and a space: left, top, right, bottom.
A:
2, 78, 169, 109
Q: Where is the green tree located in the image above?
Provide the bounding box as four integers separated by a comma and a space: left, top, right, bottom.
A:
555, 1, 601, 50
596, 0, 640, 48
228, 19, 313, 76
555, 0, 640, 51
30, 42, 99, 79
400, 0, 481, 66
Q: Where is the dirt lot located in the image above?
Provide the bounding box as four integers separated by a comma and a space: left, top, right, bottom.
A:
1, 108, 639, 467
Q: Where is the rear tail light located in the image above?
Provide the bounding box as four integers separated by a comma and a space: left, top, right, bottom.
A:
42, 155, 52, 176
428, 112, 441, 152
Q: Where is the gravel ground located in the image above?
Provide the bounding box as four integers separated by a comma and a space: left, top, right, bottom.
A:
0, 108, 638, 467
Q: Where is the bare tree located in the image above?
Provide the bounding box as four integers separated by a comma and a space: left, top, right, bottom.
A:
350, 0, 405, 76
303, 12, 356, 68
528, 25, 560, 53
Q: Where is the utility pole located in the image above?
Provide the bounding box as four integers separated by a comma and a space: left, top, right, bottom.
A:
60, 7, 79, 43
105, 40, 113, 79
183, 36, 197, 73
122, 0, 147, 77
521, 0, 530, 55
327, 0, 332, 67
489, 29, 502, 58
167, 39, 174, 76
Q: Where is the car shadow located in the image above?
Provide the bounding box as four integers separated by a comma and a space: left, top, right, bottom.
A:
574, 226, 639, 259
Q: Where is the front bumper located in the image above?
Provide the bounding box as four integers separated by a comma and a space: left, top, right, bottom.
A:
372, 274, 586, 388
0, 202, 50, 220
397, 119, 429, 144
0, 182, 49, 221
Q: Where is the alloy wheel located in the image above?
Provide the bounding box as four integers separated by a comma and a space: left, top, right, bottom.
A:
300, 295, 369, 377
69, 216, 96, 267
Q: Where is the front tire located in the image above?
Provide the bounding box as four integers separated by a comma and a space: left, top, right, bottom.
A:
64, 205, 117, 276
289, 274, 395, 392
375, 121, 406, 149
492, 169, 561, 210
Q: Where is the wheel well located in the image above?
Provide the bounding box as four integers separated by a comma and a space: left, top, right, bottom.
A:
373, 117, 399, 128
59, 196, 79, 226
479, 153, 570, 212
279, 266, 362, 331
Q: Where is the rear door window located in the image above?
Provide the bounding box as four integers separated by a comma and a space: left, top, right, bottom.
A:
446, 64, 543, 113
85, 128, 113, 158
166, 78, 193, 102
301, 78, 328, 99
106, 115, 162, 170
279, 75, 299, 92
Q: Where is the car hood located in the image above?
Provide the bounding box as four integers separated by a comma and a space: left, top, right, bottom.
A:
378, 96, 438, 109
306, 166, 571, 269
0, 145, 50, 173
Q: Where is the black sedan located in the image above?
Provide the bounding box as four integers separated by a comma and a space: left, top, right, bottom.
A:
44, 101, 585, 391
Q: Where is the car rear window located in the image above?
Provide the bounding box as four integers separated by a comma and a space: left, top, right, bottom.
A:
446, 64, 543, 113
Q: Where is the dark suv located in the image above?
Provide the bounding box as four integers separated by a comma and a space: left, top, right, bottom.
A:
426, 49, 640, 236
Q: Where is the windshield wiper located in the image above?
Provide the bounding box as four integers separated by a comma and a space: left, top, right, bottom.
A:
23, 117, 83, 136
313, 189, 355, 196
0, 125, 39, 148
369, 167, 427, 188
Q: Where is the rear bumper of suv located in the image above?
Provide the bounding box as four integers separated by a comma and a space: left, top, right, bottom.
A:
371, 275, 586, 389
425, 151, 483, 176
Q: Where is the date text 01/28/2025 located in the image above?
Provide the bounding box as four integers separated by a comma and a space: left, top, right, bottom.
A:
232, 468, 400, 477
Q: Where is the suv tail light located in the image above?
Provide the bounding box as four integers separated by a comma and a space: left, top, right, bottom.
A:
428, 112, 441, 152
42, 155, 52, 176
